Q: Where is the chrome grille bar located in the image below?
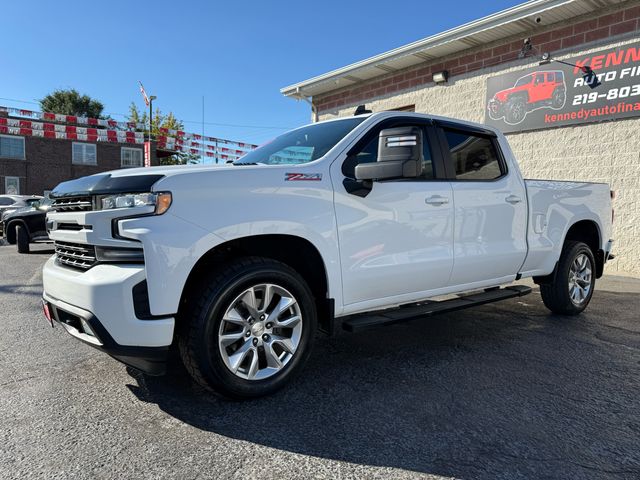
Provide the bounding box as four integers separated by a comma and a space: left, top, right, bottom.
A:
52, 197, 93, 212
54, 241, 97, 270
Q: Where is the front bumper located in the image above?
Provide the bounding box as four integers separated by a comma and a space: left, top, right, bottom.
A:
488, 99, 504, 118
42, 295, 169, 375
42, 256, 175, 375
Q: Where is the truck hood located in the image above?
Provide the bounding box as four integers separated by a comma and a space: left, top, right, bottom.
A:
49, 164, 264, 198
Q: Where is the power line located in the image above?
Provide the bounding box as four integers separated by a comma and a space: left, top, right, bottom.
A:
0, 96, 40, 105
181, 119, 291, 130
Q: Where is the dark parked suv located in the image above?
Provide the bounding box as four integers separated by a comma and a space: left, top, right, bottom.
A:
2, 197, 52, 253
0, 195, 42, 236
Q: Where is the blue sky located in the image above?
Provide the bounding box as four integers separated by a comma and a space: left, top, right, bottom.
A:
2, 0, 522, 147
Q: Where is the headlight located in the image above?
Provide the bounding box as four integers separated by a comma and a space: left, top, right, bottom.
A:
100, 192, 172, 215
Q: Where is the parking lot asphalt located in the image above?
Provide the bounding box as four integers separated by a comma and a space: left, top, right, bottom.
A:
1, 242, 639, 480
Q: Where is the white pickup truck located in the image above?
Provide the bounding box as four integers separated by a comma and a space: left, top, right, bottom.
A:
42, 111, 614, 398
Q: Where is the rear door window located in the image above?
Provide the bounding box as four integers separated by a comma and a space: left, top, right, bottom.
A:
442, 129, 504, 181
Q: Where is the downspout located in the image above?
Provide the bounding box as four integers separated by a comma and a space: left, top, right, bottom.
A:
295, 87, 318, 123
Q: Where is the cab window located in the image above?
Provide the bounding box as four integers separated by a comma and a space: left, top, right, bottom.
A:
343, 124, 435, 180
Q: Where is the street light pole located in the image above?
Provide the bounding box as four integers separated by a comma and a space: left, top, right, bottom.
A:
149, 95, 157, 142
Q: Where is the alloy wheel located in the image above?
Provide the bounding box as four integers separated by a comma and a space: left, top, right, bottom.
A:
217, 283, 303, 380
568, 253, 592, 305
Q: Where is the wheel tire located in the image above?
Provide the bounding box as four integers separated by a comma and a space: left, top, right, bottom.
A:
552, 87, 566, 108
178, 257, 317, 399
505, 96, 527, 124
540, 241, 596, 315
16, 225, 30, 253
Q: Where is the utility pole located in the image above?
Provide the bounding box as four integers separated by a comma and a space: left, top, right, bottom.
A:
202, 96, 205, 164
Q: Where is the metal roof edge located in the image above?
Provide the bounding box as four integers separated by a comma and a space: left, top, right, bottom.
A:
281, 0, 576, 97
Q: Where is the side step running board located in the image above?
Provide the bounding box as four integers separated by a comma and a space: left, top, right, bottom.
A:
342, 285, 532, 333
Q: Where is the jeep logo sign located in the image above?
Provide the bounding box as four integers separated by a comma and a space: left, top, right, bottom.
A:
484, 43, 640, 133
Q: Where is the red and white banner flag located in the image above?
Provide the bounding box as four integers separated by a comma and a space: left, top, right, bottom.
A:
0, 105, 257, 154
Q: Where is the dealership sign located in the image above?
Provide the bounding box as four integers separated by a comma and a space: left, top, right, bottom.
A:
485, 43, 640, 133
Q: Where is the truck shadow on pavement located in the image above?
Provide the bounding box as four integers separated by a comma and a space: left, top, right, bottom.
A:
126, 289, 640, 479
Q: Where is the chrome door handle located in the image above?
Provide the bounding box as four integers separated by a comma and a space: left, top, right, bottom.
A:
425, 195, 449, 206
505, 195, 522, 204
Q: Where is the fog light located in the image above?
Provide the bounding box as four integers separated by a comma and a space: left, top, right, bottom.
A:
95, 246, 144, 262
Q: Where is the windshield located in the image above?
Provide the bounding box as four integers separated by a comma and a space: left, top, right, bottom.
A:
515, 75, 532, 87
235, 117, 367, 165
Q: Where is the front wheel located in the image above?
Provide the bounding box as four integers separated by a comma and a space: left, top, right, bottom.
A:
179, 257, 317, 398
505, 96, 527, 124
540, 241, 595, 315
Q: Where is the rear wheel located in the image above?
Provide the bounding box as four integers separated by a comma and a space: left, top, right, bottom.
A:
540, 241, 595, 315
552, 87, 566, 108
179, 257, 317, 398
16, 225, 29, 253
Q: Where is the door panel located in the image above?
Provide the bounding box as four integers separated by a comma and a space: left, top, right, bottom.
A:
334, 181, 454, 305
449, 176, 527, 285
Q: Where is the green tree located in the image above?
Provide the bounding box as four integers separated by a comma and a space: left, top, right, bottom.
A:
128, 103, 198, 165
40, 89, 105, 118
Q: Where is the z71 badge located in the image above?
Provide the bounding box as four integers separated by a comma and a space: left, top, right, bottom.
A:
285, 173, 322, 181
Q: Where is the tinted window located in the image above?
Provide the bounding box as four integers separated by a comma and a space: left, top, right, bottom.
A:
444, 130, 503, 180
343, 125, 435, 180
555, 72, 563, 82
0, 197, 15, 206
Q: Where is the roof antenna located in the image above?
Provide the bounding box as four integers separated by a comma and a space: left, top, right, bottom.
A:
354, 105, 372, 116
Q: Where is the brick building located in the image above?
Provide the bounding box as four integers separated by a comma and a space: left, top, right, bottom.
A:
282, 0, 640, 275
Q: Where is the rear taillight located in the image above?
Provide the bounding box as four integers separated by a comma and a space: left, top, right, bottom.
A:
610, 190, 615, 224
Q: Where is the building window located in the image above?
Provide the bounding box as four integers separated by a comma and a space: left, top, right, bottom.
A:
121, 147, 143, 168
5, 176, 20, 195
0, 135, 25, 160
72, 142, 97, 165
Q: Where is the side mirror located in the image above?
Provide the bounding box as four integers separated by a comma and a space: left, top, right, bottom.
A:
355, 126, 423, 181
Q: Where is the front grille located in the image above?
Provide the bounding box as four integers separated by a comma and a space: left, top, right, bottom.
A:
55, 241, 97, 270
52, 197, 93, 212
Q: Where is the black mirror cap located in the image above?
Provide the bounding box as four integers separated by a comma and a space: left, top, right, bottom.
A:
355, 126, 424, 181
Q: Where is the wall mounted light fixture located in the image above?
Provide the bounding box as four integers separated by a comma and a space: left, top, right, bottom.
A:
433, 70, 449, 84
